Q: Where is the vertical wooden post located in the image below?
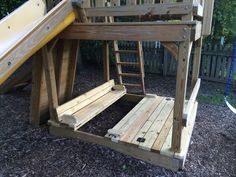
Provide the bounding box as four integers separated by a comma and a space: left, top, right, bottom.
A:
42, 46, 59, 123
191, 37, 203, 90
30, 51, 49, 126
171, 0, 194, 153
103, 41, 110, 82
56, 39, 79, 104
172, 41, 193, 152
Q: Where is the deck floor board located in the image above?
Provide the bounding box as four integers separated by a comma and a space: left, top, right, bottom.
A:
107, 95, 177, 154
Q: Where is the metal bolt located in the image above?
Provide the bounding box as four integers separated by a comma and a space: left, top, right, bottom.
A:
8, 61, 11, 66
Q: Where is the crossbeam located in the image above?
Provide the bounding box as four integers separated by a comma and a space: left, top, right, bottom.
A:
84, 2, 193, 17
183, 78, 201, 126
61, 21, 201, 42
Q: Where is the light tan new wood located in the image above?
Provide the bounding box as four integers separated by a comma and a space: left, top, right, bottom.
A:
120, 96, 164, 142
50, 126, 182, 171
57, 80, 115, 116
152, 110, 174, 152
191, 37, 203, 90
139, 99, 174, 151
131, 98, 167, 146
183, 78, 200, 126
174, 102, 198, 166
63, 88, 126, 129
107, 94, 157, 141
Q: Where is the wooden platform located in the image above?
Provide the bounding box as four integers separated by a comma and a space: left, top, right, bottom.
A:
50, 94, 198, 171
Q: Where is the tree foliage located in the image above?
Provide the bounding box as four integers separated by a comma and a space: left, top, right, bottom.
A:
211, 0, 236, 43
0, 0, 26, 19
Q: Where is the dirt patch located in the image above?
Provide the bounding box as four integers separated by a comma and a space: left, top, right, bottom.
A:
0, 66, 236, 177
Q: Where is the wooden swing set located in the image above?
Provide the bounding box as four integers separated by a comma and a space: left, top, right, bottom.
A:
26, 0, 215, 171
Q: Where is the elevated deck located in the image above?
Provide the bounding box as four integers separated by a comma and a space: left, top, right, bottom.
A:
50, 94, 198, 171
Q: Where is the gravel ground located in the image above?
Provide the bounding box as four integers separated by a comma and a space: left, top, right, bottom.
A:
0, 66, 236, 177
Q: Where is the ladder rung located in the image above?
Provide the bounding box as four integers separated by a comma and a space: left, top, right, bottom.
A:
116, 62, 139, 66
119, 73, 141, 77
123, 83, 142, 87
114, 50, 138, 53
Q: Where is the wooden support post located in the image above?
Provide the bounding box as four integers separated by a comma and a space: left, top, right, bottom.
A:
42, 46, 59, 123
102, 41, 110, 82
191, 37, 203, 91
172, 40, 193, 152
171, 0, 194, 153
30, 51, 49, 126
56, 39, 79, 104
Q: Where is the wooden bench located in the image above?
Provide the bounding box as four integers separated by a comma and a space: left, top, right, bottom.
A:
56, 80, 126, 130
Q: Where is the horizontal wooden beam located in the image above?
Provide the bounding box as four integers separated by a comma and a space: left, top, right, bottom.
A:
50, 126, 182, 171
183, 78, 201, 126
61, 22, 199, 42
84, 2, 193, 17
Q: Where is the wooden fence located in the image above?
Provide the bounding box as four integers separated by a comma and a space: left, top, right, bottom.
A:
80, 41, 236, 84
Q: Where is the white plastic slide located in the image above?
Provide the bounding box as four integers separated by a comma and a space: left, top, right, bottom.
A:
0, 0, 76, 85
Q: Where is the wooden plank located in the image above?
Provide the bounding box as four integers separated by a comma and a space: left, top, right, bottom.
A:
202, 0, 214, 36
84, 2, 193, 17
191, 37, 203, 90
66, 89, 126, 129
183, 78, 200, 126
160, 127, 174, 157
61, 22, 193, 42
102, 41, 110, 82
139, 99, 174, 151
174, 102, 198, 167
120, 96, 164, 143
0, 0, 75, 85
57, 80, 115, 116
131, 98, 167, 146
107, 95, 157, 140
172, 40, 193, 152
111, 96, 155, 131
30, 51, 49, 126
42, 46, 59, 123
59, 86, 113, 118
152, 110, 174, 153
137, 41, 146, 94
113, 41, 123, 84
172, 3, 194, 152
50, 126, 182, 171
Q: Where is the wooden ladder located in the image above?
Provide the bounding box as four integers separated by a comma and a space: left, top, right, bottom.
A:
113, 41, 146, 95
106, 0, 145, 95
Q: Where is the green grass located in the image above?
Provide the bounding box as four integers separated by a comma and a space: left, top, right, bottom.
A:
198, 94, 236, 107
